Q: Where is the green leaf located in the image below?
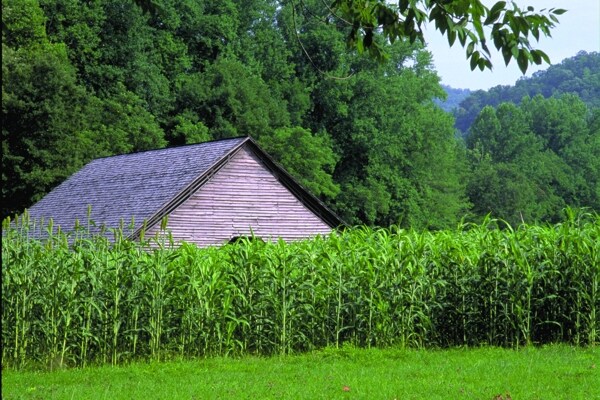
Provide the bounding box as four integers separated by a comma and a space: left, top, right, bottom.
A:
473, 18, 485, 40
448, 29, 457, 47
470, 51, 480, 71
356, 35, 364, 53
492, 29, 504, 50
490, 1, 507, 18
428, 5, 441, 22
511, 43, 519, 59
518, 17, 530, 35
538, 50, 551, 64
484, 3, 503, 26
477, 58, 487, 71
466, 41, 475, 57
399, 0, 409, 13
502, 48, 512, 65
517, 49, 528, 73
436, 15, 448, 34
530, 50, 542, 64
458, 27, 467, 47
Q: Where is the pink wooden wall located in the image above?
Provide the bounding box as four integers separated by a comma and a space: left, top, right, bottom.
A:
146, 144, 333, 246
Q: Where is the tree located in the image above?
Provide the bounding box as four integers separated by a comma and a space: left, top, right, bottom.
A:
467, 103, 535, 163
89, 84, 167, 154
175, 58, 290, 139
2, 0, 97, 218
5, 0, 588, 227
454, 52, 600, 134
258, 127, 340, 199
465, 96, 599, 225
525, 95, 600, 211
314, 41, 469, 228
132, 0, 564, 73
2, 0, 167, 219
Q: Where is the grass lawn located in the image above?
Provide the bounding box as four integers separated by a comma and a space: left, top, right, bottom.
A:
2, 345, 598, 399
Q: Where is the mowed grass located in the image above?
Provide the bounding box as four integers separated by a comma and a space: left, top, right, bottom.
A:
3, 345, 598, 400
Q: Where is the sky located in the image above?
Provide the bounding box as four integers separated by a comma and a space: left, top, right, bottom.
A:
423, 0, 600, 90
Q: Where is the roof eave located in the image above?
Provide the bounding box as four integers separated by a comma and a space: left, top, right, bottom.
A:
244, 137, 345, 229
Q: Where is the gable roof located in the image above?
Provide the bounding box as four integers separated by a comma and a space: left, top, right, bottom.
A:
27, 136, 343, 238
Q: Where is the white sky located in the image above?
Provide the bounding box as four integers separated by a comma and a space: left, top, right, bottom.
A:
424, 1, 600, 90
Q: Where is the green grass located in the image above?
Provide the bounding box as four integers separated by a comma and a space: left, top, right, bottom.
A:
3, 345, 598, 399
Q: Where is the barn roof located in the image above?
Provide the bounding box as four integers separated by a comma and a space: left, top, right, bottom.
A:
27, 136, 342, 238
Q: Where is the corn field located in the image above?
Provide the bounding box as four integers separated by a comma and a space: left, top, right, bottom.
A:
2, 210, 599, 369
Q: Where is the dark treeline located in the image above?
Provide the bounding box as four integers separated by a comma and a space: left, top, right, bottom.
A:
3, 0, 599, 228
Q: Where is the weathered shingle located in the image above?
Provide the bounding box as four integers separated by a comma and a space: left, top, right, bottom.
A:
28, 137, 248, 236
26, 136, 344, 244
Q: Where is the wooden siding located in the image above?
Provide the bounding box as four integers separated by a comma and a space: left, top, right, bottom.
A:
146, 144, 333, 246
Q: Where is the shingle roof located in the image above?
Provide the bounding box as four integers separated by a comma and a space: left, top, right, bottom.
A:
28, 137, 249, 236
26, 136, 343, 239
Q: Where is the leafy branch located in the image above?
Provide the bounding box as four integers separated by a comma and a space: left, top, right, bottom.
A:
330, 0, 566, 73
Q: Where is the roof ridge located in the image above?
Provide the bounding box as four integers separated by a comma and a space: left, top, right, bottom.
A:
91, 136, 250, 162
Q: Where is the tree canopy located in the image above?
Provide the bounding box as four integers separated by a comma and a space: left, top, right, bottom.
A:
454, 51, 600, 133
466, 94, 599, 225
131, 0, 564, 72
2, 0, 597, 228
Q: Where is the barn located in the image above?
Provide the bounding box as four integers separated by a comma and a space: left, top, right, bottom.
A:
26, 136, 343, 246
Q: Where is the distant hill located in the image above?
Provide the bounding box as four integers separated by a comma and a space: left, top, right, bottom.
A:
454, 51, 600, 133
434, 85, 472, 112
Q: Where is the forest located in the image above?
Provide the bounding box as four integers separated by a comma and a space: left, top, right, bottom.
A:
454, 50, 600, 133
3, 0, 599, 228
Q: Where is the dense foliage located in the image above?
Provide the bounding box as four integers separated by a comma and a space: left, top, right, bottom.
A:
2, 0, 468, 228
455, 51, 600, 133
3, 210, 598, 369
2, 0, 598, 227
465, 94, 600, 226
328, 0, 563, 73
